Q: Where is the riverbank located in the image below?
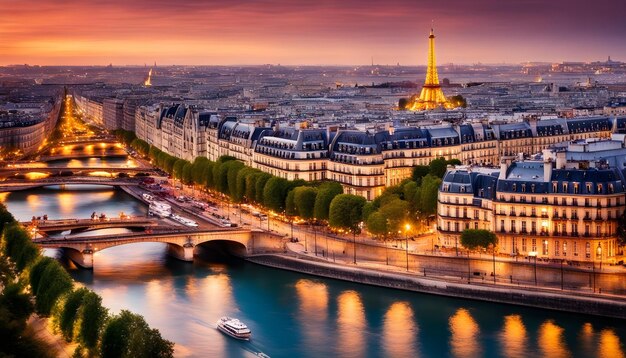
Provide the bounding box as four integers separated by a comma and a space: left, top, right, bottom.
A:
247, 251, 626, 320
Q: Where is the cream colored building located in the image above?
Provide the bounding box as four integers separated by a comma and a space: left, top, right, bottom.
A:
438, 137, 626, 264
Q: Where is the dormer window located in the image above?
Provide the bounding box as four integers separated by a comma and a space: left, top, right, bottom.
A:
563, 183, 568, 192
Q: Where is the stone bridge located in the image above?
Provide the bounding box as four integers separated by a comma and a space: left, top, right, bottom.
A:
22, 217, 159, 234
0, 177, 140, 192
0, 166, 156, 179
33, 228, 286, 268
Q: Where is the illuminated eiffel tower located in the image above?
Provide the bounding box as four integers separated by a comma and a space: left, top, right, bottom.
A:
408, 28, 452, 110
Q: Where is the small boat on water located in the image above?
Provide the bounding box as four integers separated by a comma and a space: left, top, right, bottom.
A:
216, 317, 251, 340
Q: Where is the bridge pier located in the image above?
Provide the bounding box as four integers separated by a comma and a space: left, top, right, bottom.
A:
63, 248, 93, 269
167, 243, 195, 262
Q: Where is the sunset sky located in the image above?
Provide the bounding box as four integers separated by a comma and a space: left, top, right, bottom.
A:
1, 0, 625, 66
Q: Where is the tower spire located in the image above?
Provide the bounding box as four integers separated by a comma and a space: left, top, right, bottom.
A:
407, 27, 452, 111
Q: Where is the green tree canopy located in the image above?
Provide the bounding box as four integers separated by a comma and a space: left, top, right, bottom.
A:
294, 186, 317, 220
460, 229, 498, 250
57, 287, 89, 341
313, 182, 343, 221
181, 162, 193, 185
100, 310, 174, 358
329, 194, 366, 234
77, 291, 107, 352
263, 177, 290, 212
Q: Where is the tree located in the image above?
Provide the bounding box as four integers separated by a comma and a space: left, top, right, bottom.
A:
294, 186, 317, 220
226, 161, 245, 199
460, 229, 498, 250
77, 291, 107, 353
414, 174, 441, 218
181, 162, 193, 185
0, 203, 16, 232
29, 257, 56, 296
263, 177, 290, 212
34, 261, 73, 315
313, 182, 343, 221
254, 173, 272, 204
412, 165, 430, 182
58, 288, 89, 341
449, 94, 467, 108
101, 310, 174, 358
428, 157, 448, 178
366, 211, 388, 238
285, 190, 297, 217
378, 198, 409, 235
172, 159, 186, 180
398, 98, 409, 110
234, 167, 254, 202
329, 194, 366, 234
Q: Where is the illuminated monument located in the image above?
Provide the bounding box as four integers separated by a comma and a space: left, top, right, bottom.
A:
407, 28, 453, 111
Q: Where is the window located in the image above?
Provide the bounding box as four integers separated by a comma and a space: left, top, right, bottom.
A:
532, 221, 537, 233
574, 242, 578, 256
521, 221, 527, 233
555, 241, 560, 256
531, 238, 537, 252
511, 220, 516, 233
522, 238, 527, 252
500, 220, 505, 232
563, 241, 567, 256
585, 242, 591, 259
542, 240, 548, 255
573, 183, 579, 194
572, 223, 578, 234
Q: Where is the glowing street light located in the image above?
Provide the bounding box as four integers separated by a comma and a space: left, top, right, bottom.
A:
404, 223, 411, 271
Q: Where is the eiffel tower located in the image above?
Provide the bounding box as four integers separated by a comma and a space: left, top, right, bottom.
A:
408, 28, 452, 110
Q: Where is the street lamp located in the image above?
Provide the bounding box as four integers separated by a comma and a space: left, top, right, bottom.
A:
405, 223, 411, 271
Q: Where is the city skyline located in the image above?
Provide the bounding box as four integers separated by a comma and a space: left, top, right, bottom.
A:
1, 0, 626, 66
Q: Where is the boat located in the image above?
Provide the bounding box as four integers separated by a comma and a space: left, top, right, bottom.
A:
148, 201, 171, 218
216, 317, 251, 340
142, 193, 154, 203
171, 214, 198, 227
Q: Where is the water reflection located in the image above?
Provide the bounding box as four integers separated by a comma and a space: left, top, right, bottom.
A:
579, 322, 595, 357
538, 320, 570, 358
382, 301, 418, 357
295, 279, 329, 349
449, 308, 481, 358
598, 329, 625, 358
499, 315, 527, 358
337, 290, 366, 358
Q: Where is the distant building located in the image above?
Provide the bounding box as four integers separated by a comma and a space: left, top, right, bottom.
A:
103, 98, 124, 131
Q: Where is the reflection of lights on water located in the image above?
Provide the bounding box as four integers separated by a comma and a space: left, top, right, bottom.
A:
89, 171, 113, 177
538, 320, 570, 358
295, 279, 329, 348
337, 290, 366, 357
26, 194, 42, 212
499, 315, 527, 358
449, 308, 481, 358
599, 329, 625, 358
25, 172, 49, 180
382, 302, 418, 357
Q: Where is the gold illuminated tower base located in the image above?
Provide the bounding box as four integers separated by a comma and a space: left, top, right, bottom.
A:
407, 28, 453, 111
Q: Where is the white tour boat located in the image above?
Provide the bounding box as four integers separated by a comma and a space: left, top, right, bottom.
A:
216, 317, 251, 340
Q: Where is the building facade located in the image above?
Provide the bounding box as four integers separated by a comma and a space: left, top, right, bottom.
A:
438, 137, 626, 264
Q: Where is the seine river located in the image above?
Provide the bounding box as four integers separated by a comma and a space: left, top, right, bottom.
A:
2, 183, 625, 357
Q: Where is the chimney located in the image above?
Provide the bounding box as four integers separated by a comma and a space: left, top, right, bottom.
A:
499, 156, 514, 180
556, 151, 566, 169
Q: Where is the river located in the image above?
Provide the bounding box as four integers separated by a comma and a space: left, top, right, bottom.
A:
1, 181, 625, 357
